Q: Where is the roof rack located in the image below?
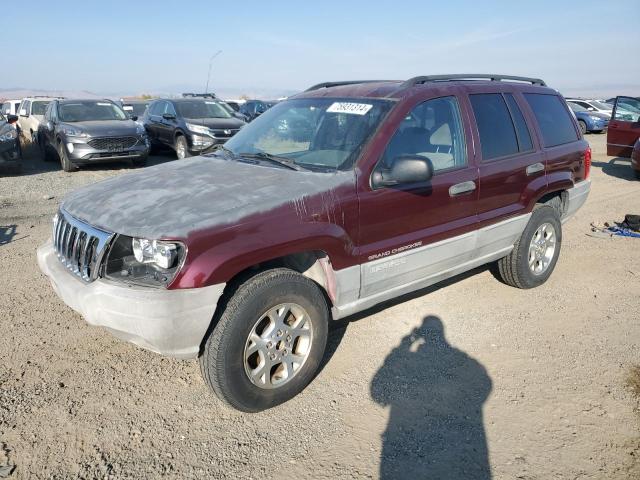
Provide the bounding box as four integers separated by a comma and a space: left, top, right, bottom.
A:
305, 80, 392, 92
182, 92, 217, 98
402, 74, 546, 87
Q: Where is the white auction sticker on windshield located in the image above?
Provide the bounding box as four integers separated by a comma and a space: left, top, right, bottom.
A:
326, 102, 373, 115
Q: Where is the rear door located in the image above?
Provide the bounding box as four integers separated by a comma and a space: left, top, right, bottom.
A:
464, 90, 545, 223
146, 101, 164, 144
607, 96, 640, 157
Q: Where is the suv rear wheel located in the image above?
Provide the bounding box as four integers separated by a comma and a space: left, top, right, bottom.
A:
175, 135, 191, 159
200, 268, 329, 412
496, 206, 562, 289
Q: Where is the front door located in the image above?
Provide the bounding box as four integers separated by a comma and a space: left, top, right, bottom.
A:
357, 93, 479, 298
607, 96, 640, 157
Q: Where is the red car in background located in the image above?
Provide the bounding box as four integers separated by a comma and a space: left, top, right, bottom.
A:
607, 96, 640, 179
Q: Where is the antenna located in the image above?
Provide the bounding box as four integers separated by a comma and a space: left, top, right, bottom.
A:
205, 50, 223, 94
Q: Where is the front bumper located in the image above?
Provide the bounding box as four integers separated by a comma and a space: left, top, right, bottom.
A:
37, 241, 225, 359
562, 179, 591, 223
66, 136, 150, 164
0, 138, 21, 163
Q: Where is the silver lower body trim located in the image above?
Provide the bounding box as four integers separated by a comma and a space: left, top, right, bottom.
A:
331, 213, 531, 320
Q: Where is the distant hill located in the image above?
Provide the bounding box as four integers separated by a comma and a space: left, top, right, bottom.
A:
0, 88, 106, 101
0, 85, 299, 102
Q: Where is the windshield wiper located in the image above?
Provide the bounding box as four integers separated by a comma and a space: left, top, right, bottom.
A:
238, 152, 303, 171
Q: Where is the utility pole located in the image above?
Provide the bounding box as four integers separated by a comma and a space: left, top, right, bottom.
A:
205, 50, 223, 94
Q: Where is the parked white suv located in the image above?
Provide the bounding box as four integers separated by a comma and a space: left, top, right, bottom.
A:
2, 99, 22, 116
17, 97, 60, 143
565, 98, 613, 118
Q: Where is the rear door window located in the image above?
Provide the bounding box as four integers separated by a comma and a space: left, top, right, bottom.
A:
523, 94, 579, 147
469, 94, 519, 160
504, 94, 533, 152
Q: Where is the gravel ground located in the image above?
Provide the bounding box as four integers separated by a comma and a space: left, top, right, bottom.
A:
0, 135, 639, 479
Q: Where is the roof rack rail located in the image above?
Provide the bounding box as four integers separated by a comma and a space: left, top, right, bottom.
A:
305, 80, 392, 92
403, 74, 546, 87
182, 92, 217, 98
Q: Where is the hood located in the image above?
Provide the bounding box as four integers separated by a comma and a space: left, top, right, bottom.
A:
183, 117, 245, 129
61, 156, 354, 239
62, 119, 139, 137
589, 112, 610, 119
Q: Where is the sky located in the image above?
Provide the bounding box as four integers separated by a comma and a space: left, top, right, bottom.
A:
3, 0, 639, 98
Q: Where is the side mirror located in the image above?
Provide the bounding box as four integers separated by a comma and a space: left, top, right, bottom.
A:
7, 114, 19, 124
130, 115, 138, 121
162, 113, 176, 120
19, 109, 28, 117
372, 155, 434, 188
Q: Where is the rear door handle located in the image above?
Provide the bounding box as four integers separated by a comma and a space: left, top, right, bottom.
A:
526, 162, 545, 175
449, 181, 476, 197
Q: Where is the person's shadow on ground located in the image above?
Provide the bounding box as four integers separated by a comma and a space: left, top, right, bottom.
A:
371, 315, 492, 479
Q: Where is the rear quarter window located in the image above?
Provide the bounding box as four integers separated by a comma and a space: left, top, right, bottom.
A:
524, 94, 578, 147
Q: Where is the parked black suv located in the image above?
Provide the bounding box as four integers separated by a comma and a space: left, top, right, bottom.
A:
38, 99, 150, 171
239, 100, 277, 122
142, 98, 246, 158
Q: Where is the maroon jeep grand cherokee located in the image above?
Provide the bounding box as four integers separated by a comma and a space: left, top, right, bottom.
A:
38, 74, 591, 411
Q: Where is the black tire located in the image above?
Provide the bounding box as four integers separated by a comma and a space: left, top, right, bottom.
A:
39, 136, 53, 161
634, 169, 640, 180
200, 268, 329, 412
132, 155, 148, 167
578, 120, 587, 135
57, 141, 78, 172
174, 135, 191, 159
496, 206, 562, 289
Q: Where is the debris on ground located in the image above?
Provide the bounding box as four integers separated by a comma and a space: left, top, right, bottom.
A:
589, 214, 640, 238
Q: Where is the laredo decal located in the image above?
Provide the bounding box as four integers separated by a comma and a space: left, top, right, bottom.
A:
367, 241, 423, 261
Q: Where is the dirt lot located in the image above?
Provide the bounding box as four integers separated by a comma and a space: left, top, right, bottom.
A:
0, 135, 639, 479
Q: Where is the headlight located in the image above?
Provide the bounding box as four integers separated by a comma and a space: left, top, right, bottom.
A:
0, 128, 17, 142
136, 124, 146, 135
62, 126, 89, 137
590, 116, 602, 122
186, 123, 211, 135
103, 235, 185, 288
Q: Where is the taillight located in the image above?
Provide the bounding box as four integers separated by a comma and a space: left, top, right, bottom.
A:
584, 146, 591, 179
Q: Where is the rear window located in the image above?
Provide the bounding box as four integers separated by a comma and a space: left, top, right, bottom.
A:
470, 94, 519, 160
524, 94, 578, 147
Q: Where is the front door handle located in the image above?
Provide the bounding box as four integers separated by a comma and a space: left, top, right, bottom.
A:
526, 162, 545, 175
449, 181, 476, 197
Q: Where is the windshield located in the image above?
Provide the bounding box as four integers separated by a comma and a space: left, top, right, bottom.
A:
175, 100, 232, 119
568, 102, 588, 112
223, 98, 393, 171
31, 101, 50, 115
58, 101, 127, 122
590, 101, 611, 110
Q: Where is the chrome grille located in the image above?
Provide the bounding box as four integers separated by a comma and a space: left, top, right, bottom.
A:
212, 128, 240, 138
52, 210, 114, 282
87, 136, 138, 150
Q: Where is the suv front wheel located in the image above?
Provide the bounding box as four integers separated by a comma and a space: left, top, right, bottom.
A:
175, 135, 191, 159
200, 268, 329, 412
496, 206, 562, 289
57, 141, 78, 172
